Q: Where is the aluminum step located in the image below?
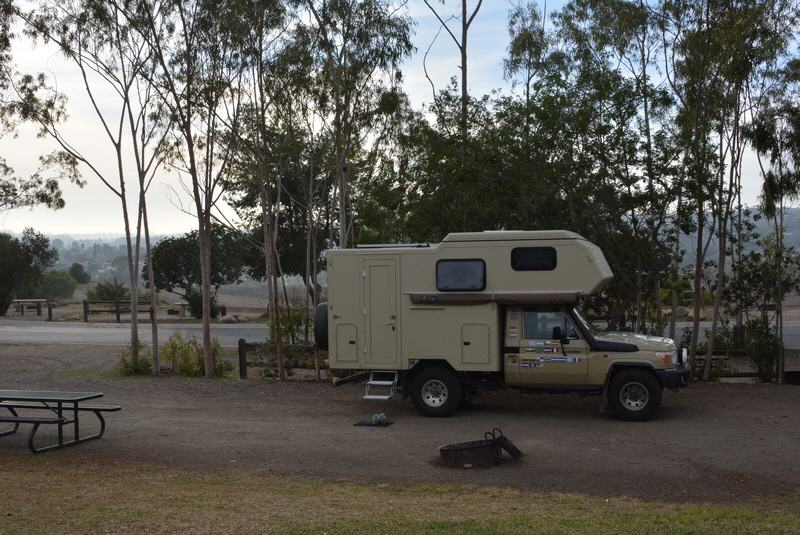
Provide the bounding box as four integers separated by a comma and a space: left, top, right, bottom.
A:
363, 371, 398, 400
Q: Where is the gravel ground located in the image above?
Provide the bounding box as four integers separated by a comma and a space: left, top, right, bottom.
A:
1, 343, 799, 504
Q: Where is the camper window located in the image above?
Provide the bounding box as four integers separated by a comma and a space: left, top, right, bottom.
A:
511, 247, 557, 271
436, 259, 486, 291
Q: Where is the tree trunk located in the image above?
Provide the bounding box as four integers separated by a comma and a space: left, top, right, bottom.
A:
261, 184, 285, 380
777, 200, 785, 383
702, 224, 726, 381
688, 203, 705, 375
198, 221, 214, 378
655, 278, 662, 336
119, 182, 139, 359
669, 185, 683, 340
142, 195, 159, 374
460, 0, 468, 145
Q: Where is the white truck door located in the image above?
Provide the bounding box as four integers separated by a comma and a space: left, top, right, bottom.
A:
362, 258, 399, 367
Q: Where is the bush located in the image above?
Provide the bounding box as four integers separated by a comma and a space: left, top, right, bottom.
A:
185, 287, 222, 319
742, 318, 781, 382
88, 278, 130, 301
38, 270, 77, 302
117, 343, 153, 376
68, 262, 91, 284
161, 331, 232, 376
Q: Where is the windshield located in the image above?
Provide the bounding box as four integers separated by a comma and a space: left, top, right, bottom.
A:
572, 307, 596, 336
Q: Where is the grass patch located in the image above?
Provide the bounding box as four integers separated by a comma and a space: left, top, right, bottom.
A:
0, 458, 798, 534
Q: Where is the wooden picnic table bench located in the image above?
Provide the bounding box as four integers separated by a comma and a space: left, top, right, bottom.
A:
0, 390, 121, 454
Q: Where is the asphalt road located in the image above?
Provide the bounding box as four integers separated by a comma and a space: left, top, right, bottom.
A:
1, 319, 799, 347
0, 319, 268, 347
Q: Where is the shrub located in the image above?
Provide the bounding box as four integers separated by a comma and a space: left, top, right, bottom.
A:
38, 270, 77, 302
742, 318, 781, 382
185, 287, 222, 319
117, 343, 153, 376
161, 331, 232, 376
89, 278, 130, 301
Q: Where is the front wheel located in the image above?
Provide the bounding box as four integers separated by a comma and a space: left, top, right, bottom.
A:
409, 367, 463, 417
608, 369, 662, 421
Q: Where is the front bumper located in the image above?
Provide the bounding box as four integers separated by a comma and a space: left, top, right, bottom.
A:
655, 368, 690, 388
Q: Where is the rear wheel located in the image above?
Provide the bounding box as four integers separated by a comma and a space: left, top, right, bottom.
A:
410, 367, 463, 417
608, 368, 662, 421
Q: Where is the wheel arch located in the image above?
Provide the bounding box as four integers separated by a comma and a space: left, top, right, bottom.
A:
403, 359, 458, 383
603, 361, 658, 387
402, 359, 458, 398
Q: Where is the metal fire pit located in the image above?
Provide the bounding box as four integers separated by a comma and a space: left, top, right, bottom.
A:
439, 437, 502, 468
439, 428, 522, 468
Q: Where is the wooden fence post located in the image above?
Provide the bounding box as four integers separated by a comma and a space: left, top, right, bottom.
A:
47, 302, 53, 322
238, 338, 248, 380
115, 301, 121, 323
83, 300, 89, 322
35, 302, 42, 316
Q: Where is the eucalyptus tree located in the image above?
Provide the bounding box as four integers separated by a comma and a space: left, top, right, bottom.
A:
558, 0, 678, 334
657, 0, 734, 371
0, 0, 83, 214
121, 0, 245, 377
210, 0, 300, 378
699, 0, 799, 381
745, 74, 800, 382
302, 0, 413, 247
423, 0, 483, 147
10, 0, 169, 370
503, 1, 548, 140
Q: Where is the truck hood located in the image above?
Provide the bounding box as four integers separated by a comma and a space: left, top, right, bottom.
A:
593, 332, 676, 352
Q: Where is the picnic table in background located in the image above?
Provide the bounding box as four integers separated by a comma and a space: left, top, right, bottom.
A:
0, 390, 121, 454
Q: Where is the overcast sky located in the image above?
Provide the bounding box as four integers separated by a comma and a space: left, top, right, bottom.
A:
0, 0, 764, 236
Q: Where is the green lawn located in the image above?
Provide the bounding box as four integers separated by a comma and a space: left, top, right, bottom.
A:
0, 458, 798, 534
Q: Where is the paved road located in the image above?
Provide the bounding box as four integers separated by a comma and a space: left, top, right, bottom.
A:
0, 319, 268, 347
1, 319, 799, 348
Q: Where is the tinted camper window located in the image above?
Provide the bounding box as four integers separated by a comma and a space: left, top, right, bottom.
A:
436, 259, 486, 291
511, 247, 557, 271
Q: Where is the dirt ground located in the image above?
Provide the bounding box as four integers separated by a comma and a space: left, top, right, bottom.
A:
1, 343, 799, 505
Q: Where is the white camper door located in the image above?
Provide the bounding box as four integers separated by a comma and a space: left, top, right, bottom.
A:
363, 258, 399, 367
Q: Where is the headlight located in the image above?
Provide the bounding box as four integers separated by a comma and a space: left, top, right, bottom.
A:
656, 351, 677, 365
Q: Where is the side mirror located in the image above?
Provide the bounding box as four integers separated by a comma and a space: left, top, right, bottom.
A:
552, 326, 568, 344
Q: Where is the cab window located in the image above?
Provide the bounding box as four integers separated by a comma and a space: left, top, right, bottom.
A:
523, 309, 578, 340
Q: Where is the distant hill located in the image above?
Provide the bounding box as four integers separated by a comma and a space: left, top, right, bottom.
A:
677, 207, 800, 266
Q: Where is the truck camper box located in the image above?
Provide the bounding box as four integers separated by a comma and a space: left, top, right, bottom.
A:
325, 230, 612, 372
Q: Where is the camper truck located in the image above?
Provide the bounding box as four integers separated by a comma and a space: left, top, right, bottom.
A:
314, 230, 689, 420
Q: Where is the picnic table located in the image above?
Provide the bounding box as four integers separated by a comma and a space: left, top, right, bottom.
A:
0, 390, 120, 454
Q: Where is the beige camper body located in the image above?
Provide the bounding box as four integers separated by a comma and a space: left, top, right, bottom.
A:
326, 230, 612, 372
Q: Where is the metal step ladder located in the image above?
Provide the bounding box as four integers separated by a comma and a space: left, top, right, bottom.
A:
363, 371, 398, 400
